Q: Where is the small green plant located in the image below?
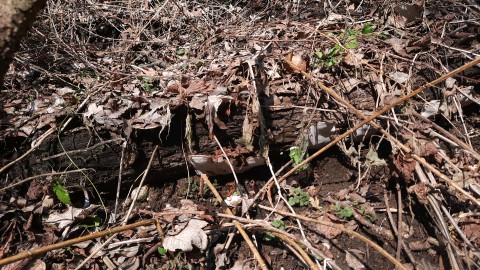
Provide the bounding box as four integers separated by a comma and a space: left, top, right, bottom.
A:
314, 23, 379, 67
186, 178, 198, 194
141, 77, 154, 93
362, 23, 375, 34
333, 204, 354, 220
288, 188, 310, 207
360, 205, 377, 222
157, 247, 167, 255
271, 219, 286, 230
289, 146, 309, 171
53, 180, 71, 205
264, 219, 286, 241
176, 48, 186, 56
78, 216, 102, 228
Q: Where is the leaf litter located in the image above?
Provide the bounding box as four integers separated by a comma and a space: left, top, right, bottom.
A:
0, 0, 480, 269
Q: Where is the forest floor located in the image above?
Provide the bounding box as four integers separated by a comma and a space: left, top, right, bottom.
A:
1, 0, 480, 269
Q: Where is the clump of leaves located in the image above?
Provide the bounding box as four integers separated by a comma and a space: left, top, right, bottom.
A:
271, 219, 286, 230
333, 204, 354, 220
53, 180, 71, 205
288, 187, 310, 207
176, 48, 186, 56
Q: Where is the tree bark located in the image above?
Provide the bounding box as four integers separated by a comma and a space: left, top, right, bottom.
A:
0, 0, 46, 87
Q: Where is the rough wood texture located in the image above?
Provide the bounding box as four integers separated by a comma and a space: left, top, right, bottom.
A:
0, 0, 46, 87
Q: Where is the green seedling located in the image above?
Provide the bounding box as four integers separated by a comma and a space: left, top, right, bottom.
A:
264, 219, 286, 241
176, 48, 186, 56
315, 23, 379, 67
78, 216, 102, 228
184, 177, 199, 198
360, 204, 377, 222
53, 180, 71, 205
157, 247, 167, 255
141, 77, 154, 93
271, 219, 286, 230
289, 146, 309, 171
362, 23, 375, 34
288, 188, 310, 207
333, 204, 354, 220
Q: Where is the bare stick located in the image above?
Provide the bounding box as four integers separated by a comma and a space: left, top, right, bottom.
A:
113, 141, 127, 221
0, 219, 155, 266
269, 231, 319, 270
200, 174, 269, 270
396, 184, 403, 263
213, 135, 240, 189
383, 192, 416, 264
41, 139, 122, 161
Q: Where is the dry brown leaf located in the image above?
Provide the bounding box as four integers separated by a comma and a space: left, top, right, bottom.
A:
459, 217, 480, 245
163, 219, 209, 252
392, 152, 417, 182
408, 183, 430, 205
315, 214, 343, 239
346, 249, 366, 270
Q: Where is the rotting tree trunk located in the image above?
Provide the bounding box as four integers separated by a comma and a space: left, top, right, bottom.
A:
0, 0, 46, 87
1, 84, 353, 194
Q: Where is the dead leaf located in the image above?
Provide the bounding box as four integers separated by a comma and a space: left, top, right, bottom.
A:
389, 71, 409, 84
408, 183, 430, 205
365, 147, 387, 166
459, 217, 480, 245
315, 215, 343, 239
346, 249, 366, 270
385, 38, 410, 57
392, 152, 417, 182
44, 206, 83, 230
408, 239, 432, 251
163, 219, 209, 252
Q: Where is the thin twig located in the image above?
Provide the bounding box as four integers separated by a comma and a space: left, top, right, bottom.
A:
383, 191, 416, 264
213, 135, 240, 189
396, 184, 403, 264
200, 174, 269, 270
412, 111, 480, 160
258, 204, 407, 270
0, 219, 155, 266
284, 57, 480, 207
0, 127, 55, 174
74, 145, 159, 270
41, 139, 122, 161
0, 168, 93, 192
269, 231, 319, 270
113, 141, 127, 222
